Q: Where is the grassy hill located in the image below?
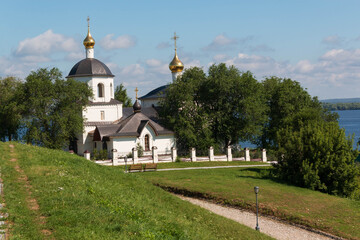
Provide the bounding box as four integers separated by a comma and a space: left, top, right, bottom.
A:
142, 168, 360, 239
0, 142, 271, 239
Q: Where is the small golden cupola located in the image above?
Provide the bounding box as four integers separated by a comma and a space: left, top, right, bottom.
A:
83, 16, 95, 49
169, 32, 184, 73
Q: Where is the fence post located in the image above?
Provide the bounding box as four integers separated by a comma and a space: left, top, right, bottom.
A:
245, 148, 251, 162
227, 146, 232, 161
132, 147, 138, 164
171, 147, 177, 162
152, 146, 158, 163
262, 149, 267, 162
111, 149, 118, 166
191, 148, 197, 162
209, 146, 214, 161
84, 150, 90, 160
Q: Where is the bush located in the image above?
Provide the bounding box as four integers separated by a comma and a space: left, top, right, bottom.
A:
92, 149, 108, 160
276, 121, 360, 198
136, 143, 144, 157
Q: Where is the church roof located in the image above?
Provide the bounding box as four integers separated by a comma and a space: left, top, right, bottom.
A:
139, 85, 169, 100
88, 98, 122, 106
94, 112, 173, 141
66, 58, 114, 78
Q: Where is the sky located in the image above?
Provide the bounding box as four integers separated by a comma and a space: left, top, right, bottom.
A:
2, 0, 360, 100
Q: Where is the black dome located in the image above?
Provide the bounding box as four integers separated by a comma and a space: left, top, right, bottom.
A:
133, 100, 141, 113
66, 58, 114, 78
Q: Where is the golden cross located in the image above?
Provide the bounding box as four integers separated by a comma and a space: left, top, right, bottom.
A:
87, 16, 90, 28
135, 87, 138, 99
171, 32, 179, 51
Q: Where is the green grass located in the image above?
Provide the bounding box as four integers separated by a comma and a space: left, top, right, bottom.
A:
116, 160, 269, 171
0, 142, 272, 240
142, 167, 360, 240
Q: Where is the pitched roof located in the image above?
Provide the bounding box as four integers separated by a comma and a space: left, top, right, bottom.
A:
139, 85, 169, 100
94, 112, 173, 140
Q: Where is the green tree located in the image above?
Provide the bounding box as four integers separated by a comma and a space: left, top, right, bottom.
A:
21, 68, 92, 149
259, 77, 337, 148
160, 64, 267, 153
0, 77, 23, 141
276, 120, 359, 198
114, 83, 132, 107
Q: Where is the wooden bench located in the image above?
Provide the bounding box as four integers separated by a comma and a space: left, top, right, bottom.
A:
128, 164, 143, 172
144, 163, 157, 172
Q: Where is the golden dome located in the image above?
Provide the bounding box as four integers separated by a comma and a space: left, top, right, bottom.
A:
83, 17, 95, 49
169, 51, 184, 73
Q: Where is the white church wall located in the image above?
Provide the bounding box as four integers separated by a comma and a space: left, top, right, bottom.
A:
138, 126, 156, 151
90, 76, 114, 102
141, 99, 160, 108
112, 137, 137, 157
154, 135, 175, 155
83, 104, 122, 122
77, 125, 96, 155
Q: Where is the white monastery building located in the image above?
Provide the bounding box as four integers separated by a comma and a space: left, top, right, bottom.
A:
67, 19, 182, 158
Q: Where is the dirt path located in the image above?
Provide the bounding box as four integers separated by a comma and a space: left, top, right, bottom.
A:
7, 144, 53, 238
177, 195, 341, 240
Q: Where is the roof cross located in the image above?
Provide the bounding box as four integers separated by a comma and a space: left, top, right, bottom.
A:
171, 32, 179, 51
135, 87, 138, 99
87, 16, 90, 29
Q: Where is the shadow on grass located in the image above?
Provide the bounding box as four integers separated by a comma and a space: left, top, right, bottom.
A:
235, 167, 291, 185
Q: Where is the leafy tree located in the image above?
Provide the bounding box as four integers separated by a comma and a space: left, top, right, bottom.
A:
0, 77, 23, 141
276, 120, 360, 198
259, 77, 337, 148
21, 68, 92, 149
160, 64, 267, 154
160, 67, 214, 154
114, 83, 132, 107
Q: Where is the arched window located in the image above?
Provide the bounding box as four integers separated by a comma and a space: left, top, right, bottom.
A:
145, 135, 150, 151
98, 83, 104, 98
110, 83, 113, 98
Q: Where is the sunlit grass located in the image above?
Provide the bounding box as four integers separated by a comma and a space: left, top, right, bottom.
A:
0, 142, 272, 239
143, 167, 360, 240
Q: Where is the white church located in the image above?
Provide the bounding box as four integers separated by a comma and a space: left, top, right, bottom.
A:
67, 20, 184, 158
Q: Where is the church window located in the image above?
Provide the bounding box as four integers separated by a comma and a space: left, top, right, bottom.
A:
98, 83, 104, 98
110, 83, 113, 98
101, 111, 105, 120
145, 134, 150, 151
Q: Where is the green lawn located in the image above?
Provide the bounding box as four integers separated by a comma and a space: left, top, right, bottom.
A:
0, 142, 272, 239
142, 167, 360, 240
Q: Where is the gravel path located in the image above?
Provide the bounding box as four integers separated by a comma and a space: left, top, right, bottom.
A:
177, 195, 339, 240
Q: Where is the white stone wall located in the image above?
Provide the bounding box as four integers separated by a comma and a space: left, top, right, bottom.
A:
112, 137, 137, 157
141, 99, 160, 108
83, 104, 122, 122
73, 76, 114, 103
153, 135, 175, 155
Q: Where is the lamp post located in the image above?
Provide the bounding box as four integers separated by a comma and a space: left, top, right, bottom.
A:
124, 156, 128, 173
254, 186, 260, 231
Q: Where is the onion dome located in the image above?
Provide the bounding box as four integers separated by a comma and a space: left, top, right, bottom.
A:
169, 51, 184, 73
133, 100, 141, 113
83, 17, 95, 49
169, 32, 184, 73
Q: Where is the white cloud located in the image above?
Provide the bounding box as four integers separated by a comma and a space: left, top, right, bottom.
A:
100, 34, 136, 50
15, 30, 77, 59
322, 35, 343, 46
202, 34, 238, 51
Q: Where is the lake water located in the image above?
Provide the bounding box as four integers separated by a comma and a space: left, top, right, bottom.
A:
335, 110, 360, 149
241, 110, 360, 149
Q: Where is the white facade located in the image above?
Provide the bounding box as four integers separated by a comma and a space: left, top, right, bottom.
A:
83, 104, 122, 122
73, 76, 114, 103
141, 99, 161, 108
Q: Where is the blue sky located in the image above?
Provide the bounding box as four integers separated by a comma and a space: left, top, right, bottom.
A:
2, 0, 360, 100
